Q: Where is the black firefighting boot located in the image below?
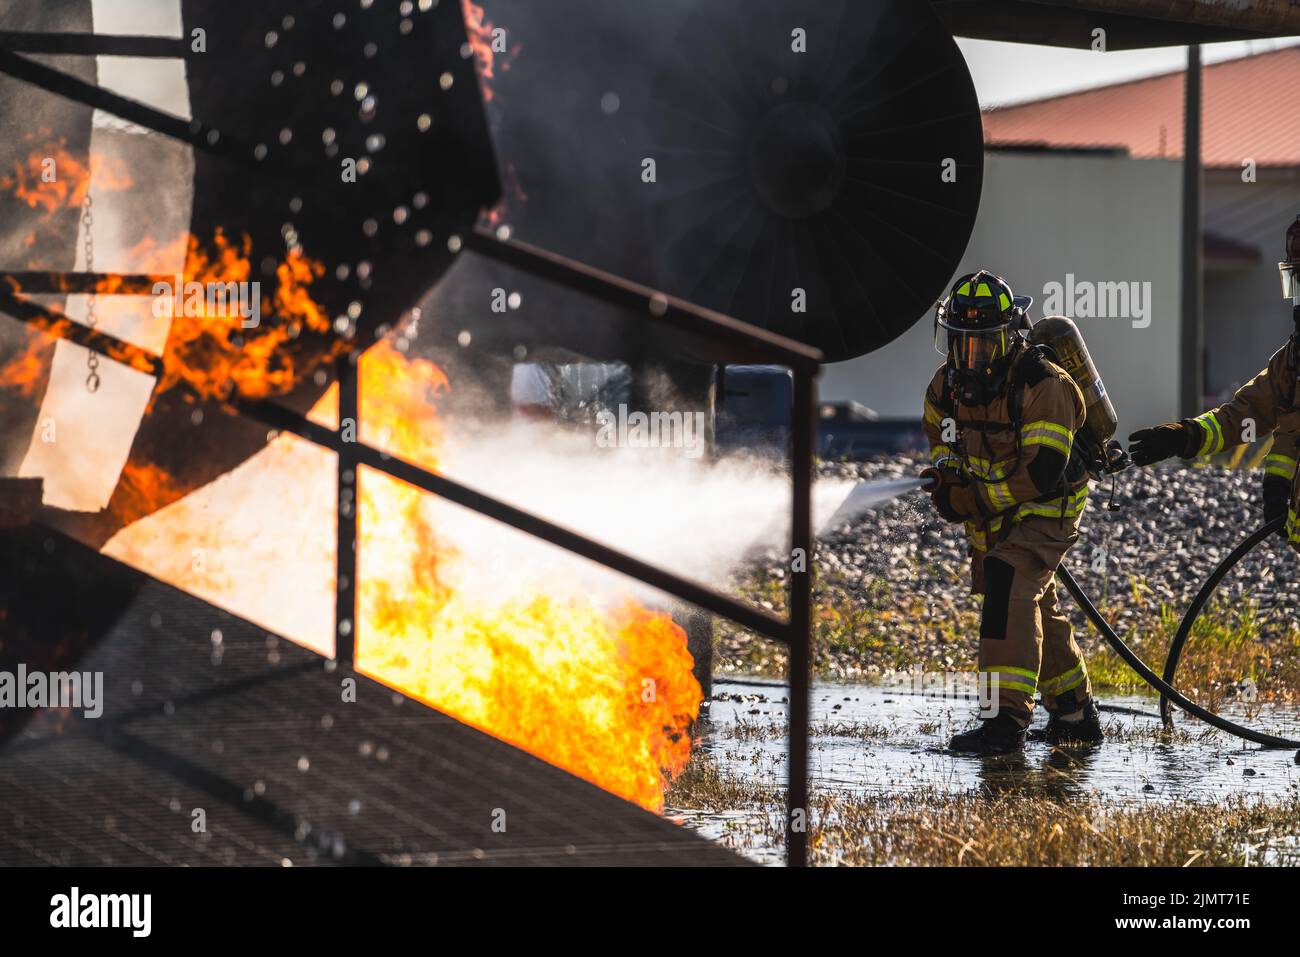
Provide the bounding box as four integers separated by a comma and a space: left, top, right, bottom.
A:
1037, 697, 1104, 746
949, 712, 1028, 755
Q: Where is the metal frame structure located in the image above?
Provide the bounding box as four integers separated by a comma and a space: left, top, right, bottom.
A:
0, 232, 822, 865
0, 28, 822, 866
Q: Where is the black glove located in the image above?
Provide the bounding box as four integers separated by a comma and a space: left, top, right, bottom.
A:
927, 467, 979, 523
1263, 474, 1290, 538
1127, 420, 1199, 466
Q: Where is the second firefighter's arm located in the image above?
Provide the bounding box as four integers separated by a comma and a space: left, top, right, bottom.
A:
971, 373, 1084, 516
1187, 345, 1293, 456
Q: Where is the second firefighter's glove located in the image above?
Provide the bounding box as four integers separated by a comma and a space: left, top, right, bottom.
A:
1263, 474, 1291, 539
1127, 420, 1200, 466
927, 467, 980, 524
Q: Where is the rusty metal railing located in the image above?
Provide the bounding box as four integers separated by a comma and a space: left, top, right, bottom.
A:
260, 230, 821, 866
0, 231, 821, 868
0, 21, 823, 865
0, 230, 822, 865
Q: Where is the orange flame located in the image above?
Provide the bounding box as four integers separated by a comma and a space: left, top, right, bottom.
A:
96, 341, 702, 810
112, 461, 187, 528
1, 135, 336, 408
0, 323, 52, 399
0, 132, 132, 219
146, 230, 335, 403
4, 134, 701, 812
317, 342, 703, 811
463, 1, 525, 230
360, 593, 699, 811
461, 0, 499, 102
461, 0, 520, 104
0, 230, 335, 408
481, 161, 527, 230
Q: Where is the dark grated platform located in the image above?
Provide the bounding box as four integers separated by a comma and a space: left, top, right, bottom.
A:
0, 527, 746, 866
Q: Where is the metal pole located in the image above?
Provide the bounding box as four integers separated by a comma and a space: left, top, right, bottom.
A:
786, 367, 815, 867
0, 32, 188, 57
0, 49, 256, 165
335, 350, 359, 663
462, 230, 822, 371
1180, 43, 1203, 418
0, 289, 162, 377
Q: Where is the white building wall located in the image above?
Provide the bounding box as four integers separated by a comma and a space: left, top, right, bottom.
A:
820, 151, 1183, 436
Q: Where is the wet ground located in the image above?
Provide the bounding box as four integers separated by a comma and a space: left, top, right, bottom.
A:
670, 678, 1300, 864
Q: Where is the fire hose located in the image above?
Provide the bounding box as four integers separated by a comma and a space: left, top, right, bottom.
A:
1056, 564, 1300, 750
920, 469, 1300, 749
1155, 517, 1291, 732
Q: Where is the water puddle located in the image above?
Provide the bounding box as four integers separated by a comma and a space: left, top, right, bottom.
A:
671, 678, 1300, 863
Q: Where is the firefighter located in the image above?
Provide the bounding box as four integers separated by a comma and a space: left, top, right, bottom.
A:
923, 270, 1103, 754
1129, 216, 1300, 552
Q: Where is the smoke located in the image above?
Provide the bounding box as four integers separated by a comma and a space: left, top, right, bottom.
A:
426, 417, 856, 608
101, 402, 862, 653
419, 0, 705, 365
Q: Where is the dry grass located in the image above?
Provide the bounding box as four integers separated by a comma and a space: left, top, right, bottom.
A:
719, 717, 893, 741
666, 753, 780, 812
667, 753, 1300, 866
1085, 583, 1300, 708
716, 569, 1300, 703
808, 790, 1300, 866
714, 571, 978, 680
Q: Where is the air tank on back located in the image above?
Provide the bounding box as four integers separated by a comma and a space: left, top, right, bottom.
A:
1028, 315, 1122, 474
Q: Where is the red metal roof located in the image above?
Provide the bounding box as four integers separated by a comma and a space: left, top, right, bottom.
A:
982, 47, 1300, 168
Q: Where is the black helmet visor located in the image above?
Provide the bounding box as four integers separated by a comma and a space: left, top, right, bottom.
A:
934, 304, 1011, 373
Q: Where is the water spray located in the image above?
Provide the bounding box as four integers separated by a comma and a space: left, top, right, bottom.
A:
817, 476, 930, 534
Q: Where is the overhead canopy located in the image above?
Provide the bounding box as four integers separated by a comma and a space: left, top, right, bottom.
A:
933, 0, 1300, 49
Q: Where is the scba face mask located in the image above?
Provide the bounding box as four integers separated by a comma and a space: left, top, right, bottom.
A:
936, 305, 1014, 405
948, 330, 1013, 405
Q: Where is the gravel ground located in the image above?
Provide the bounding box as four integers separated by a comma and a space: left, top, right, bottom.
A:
723, 456, 1300, 679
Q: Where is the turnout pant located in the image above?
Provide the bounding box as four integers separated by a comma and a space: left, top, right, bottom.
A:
971, 518, 1092, 725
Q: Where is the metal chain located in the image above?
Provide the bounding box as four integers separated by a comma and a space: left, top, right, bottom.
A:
81, 190, 100, 393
